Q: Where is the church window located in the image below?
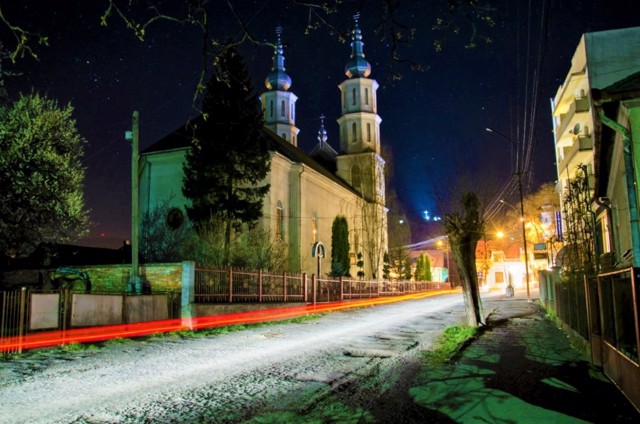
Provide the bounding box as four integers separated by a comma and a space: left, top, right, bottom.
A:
276, 201, 285, 240
282, 133, 287, 140
352, 123, 357, 143
354, 232, 359, 253
290, 104, 294, 121
367, 123, 371, 142
351, 163, 361, 190
352, 88, 356, 105
270, 100, 274, 118
281, 100, 285, 117
312, 211, 319, 243
365, 88, 369, 105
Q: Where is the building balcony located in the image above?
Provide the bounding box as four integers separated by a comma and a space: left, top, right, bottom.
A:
557, 134, 594, 175
555, 96, 591, 147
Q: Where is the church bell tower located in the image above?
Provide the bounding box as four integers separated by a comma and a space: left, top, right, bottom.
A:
260, 27, 300, 146
336, 14, 385, 206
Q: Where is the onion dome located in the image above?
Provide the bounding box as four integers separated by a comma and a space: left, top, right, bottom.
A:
265, 26, 292, 91
345, 13, 371, 78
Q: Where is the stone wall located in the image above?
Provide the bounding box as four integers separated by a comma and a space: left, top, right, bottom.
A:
1, 263, 184, 293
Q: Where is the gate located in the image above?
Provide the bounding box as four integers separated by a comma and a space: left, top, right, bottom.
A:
1, 288, 29, 354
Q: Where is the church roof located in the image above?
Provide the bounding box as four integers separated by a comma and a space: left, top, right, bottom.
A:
141, 117, 359, 196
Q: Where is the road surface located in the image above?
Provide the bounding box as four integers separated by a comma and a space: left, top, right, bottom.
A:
0, 292, 467, 423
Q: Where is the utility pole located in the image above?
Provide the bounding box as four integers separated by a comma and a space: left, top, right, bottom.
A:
126, 111, 141, 294
486, 127, 531, 302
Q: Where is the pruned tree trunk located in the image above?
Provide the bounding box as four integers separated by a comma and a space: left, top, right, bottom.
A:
444, 192, 485, 327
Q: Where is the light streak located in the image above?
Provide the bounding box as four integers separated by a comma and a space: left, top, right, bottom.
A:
0, 289, 457, 353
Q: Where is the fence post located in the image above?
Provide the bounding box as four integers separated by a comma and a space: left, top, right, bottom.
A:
181, 261, 196, 330
340, 276, 344, 301
17, 287, 27, 353
283, 272, 287, 302
228, 267, 233, 303
312, 274, 317, 306
258, 269, 263, 303
303, 273, 307, 303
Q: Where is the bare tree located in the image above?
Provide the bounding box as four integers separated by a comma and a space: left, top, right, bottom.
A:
444, 192, 485, 326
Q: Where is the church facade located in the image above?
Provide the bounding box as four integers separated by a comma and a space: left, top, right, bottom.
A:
139, 17, 387, 278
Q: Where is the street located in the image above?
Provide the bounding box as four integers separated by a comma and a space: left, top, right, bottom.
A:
0, 292, 467, 423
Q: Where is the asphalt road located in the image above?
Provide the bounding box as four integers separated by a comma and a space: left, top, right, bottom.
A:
0, 292, 467, 424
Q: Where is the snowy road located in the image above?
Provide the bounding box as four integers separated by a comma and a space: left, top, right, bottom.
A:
0, 292, 466, 423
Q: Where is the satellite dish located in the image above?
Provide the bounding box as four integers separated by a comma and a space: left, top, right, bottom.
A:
573, 123, 581, 135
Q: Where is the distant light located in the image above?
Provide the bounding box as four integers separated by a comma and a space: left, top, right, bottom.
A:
99, 232, 106, 238
423, 210, 431, 221
399, 219, 404, 224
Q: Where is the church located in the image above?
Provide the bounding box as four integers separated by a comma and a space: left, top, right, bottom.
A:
139, 16, 388, 278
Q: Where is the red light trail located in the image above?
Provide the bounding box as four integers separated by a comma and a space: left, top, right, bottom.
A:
0, 289, 456, 353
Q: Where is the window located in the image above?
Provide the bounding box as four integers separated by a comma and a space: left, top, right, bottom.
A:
367, 123, 371, 142
365, 88, 369, 105
270, 100, 274, 118
352, 88, 356, 105
276, 201, 285, 240
495, 271, 504, 284
282, 133, 287, 140
290, 104, 294, 121
352, 123, 357, 143
351, 163, 361, 189
312, 211, 319, 243
281, 100, 285, 117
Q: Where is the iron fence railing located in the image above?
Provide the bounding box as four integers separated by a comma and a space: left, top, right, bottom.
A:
194, 266, 451, 304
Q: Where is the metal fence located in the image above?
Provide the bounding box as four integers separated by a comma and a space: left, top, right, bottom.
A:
194, 266, 451, 304
539, 269, 591, 340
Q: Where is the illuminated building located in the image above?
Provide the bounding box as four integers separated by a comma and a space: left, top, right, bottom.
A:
138, 16, 387, 277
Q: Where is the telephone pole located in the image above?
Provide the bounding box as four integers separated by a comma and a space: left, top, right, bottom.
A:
126, 111, 141, 294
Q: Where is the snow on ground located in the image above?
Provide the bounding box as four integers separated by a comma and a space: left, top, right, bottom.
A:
0, 293, 467, 424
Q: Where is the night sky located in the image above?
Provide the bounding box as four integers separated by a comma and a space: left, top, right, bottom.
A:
2, 1, 639, 248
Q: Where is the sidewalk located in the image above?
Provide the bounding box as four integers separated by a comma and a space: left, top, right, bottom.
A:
402, 290, 640, 423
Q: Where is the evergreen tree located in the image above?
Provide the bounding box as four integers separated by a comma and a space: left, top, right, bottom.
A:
182, 46, 270, 265
382, 252, 391, 280
414, 254, 424, 280
0, 92, 89, 257
423, 254, 432, 281
330, 216, 350, 276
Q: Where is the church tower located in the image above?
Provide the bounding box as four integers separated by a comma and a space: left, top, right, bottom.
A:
260, 27, 300, 146
336, 14, 385, 205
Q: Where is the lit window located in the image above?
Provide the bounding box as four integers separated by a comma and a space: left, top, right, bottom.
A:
276, 201, 285, 240
312, 211, 318, 243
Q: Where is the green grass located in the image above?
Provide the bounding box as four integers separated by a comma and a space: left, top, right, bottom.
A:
421, 325, 478, 365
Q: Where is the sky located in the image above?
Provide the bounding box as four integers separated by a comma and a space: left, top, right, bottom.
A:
2, 0, 640, 249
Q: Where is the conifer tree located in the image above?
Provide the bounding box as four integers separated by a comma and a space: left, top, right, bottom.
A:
182, 46, 270, 265
330, 216, 350, 276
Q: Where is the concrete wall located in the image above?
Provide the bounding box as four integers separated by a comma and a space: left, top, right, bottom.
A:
195, 302, 305, 317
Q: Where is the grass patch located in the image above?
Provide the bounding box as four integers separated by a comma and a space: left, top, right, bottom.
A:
421, 325, 478, 365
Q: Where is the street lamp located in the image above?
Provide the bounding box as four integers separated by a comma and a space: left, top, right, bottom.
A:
486, 127, 531, 302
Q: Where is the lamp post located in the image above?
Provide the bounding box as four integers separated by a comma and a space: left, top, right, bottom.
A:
486, 127, 531, 302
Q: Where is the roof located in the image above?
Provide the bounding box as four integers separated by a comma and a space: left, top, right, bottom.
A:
141, 116, 359, 196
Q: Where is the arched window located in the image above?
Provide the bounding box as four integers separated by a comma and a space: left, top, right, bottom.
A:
276, 201, 285, 240
270, 100, 274, 118
352, 122, 357, 143
281, 100, 285, 117
312, 211, 319, 243
352, 88, 356, 105
351, 163, 362, 190
282, 133, 287, 140
367, 123, 371, 142
365, 88, 369, 105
